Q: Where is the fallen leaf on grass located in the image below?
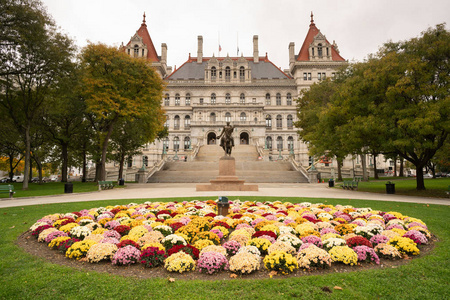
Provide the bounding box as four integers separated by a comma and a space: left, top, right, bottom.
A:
9, 226, 15, 229
334, 286, 343, 290
168, 277, 175, 283
230, 274, 238, 279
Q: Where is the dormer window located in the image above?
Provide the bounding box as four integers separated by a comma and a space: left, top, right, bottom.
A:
318, 43, 323, 58
225, 67, 231, 81
239, 67, 245, 81
211, 67, 217, 79
134, 45, 139, 57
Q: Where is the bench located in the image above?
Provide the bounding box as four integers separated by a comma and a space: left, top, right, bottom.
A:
342, 180, 359, 190
354, 176, 363, 182
98, 181, 114, 190
0, 185, 15, 198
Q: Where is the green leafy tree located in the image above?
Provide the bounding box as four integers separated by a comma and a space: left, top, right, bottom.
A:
80, 43, 166, 181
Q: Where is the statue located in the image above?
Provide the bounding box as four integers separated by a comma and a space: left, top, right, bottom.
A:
217, 122, 234, 156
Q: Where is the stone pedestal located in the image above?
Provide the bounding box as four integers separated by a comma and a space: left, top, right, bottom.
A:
135, 169, 148, 183
308, 170, 319, 183
196, 156, 259, 191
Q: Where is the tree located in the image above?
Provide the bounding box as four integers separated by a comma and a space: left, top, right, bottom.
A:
0, 0, 75, 189
80, 43, 166, 181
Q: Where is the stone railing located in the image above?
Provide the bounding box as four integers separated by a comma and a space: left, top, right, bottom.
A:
146, 157, 167, 181
289, 157, 310, 183
190, 142, 200, 161
255, 141, 265, 160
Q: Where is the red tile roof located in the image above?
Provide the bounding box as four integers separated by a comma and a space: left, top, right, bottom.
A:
297, 13, 345, 62
127, 13, 160, 62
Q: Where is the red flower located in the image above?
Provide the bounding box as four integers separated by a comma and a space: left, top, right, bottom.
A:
114, 225, 131, 236
117, 239, 140, 249
347, 236, 373, 248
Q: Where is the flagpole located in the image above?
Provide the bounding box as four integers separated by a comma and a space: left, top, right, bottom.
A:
237, 32, 239, 56
218, 31, 221, 57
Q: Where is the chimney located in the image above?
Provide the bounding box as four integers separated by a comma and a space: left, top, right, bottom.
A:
253, 35, 259, 63
161, 43, 167, 63
197, 36, 203, 63
289, 42, 295, 63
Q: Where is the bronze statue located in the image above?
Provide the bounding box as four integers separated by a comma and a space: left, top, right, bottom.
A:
217, 122, 234, 156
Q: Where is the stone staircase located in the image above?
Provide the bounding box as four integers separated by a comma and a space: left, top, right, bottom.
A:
147, 145, 309, 183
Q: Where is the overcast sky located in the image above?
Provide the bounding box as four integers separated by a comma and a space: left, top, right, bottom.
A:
41, 0, 449, 70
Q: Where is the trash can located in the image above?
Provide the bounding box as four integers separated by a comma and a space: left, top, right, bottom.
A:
328, 179, 335, 188
64, 182, 73, 193
217, 196, 229, 216
119, 178, 125, 186
386, 183, 395, 194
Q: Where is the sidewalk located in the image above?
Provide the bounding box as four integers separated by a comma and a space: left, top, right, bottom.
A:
1, 183, 448, 208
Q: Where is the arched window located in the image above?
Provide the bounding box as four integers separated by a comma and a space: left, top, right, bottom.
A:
288, 136, 294, 151
184, 115, 191, 129
276, 115, 282, 129
266, 136, 272, 150
134, 45, 139, 57
225, 67, 231, 81
239, 66, 245, 81
287, 115, 293, 129
143, 155, 148, 167
164, 116, 169, 128
175, 94, 180, 106
211, 93, 216, 104
164, 94, 170, 106
287, 93, 292, 106
225, 93, 231, 104
265, 93, 271, 105
127, 156, 132, 168
211, 67, 217, 79
174, 115, 180, 130
240, 93, 245, 104
276, 93, 281, 106
225, 112, 231, 122
163, 137, 169, 153
185, 93, 191, 106
240, 112, 246, 122
318, 43, 323, 57
266, 115, 272, 129
173, 137, 180, 151
277, 136, 283, 150
184, 137, 191, 150
210, 112, 216, 122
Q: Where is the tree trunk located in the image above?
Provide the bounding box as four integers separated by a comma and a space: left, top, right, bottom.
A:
99, 124, 116, 181
29, 159, 33, 183
61, 143, 69, 182
399, 158, 404, 177
8, 153, 14, 181
94, 161, 101, 182
34, 155, 43, 185
337, 157, 343, 181
373, 153, 379, 180
118, 153, 125, 180
393, 157, 397, 177
82, 145, 87, 182
23, 128, 30, 190
416, 164, 426, 190
360, 154, 368, 181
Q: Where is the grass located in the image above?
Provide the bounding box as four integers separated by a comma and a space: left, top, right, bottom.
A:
0, 182, 111, 198
0, 196, 449, 299
335, 177, 450, 198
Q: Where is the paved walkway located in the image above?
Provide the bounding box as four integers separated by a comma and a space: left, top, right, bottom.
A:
0, 183, 448, 208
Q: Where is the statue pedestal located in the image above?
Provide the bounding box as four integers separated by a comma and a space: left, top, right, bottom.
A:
196, 156, 259, 191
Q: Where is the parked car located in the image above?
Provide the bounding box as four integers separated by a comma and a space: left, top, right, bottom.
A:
0, 177, 8, 183
31, 177, 40, 183
12, 175, 24, 182
423, 173, 433, 178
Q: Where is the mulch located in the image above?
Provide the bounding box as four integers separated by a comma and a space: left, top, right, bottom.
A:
16, 231, 437, 281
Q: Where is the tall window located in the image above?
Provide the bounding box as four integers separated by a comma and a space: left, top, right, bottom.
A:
240, 112, 246, 122
240, 93, 245, 104
266, 115, 272, 129
184, 137, 190, 150
318, 43, 323, 57
211, 93, 216, 105
175, 94, 180, 106
163, 138, 169, 153
127, 157, 132, 168
164, 116, 169, 128
225, 112, 231, 122
266, 136, 272, 150
239, 67, 245, 81
184, 115, 190, 129
276, 115, 282, 129
164, 94, 170, 106
211, 67, 216, 79
265, 93, 271, 105
287, 115, 293, 129
287, 93, 292, 106
185, 93, 191, 106
210, 112, 216, 122
303, 73, 307, 80
225, 93, 231, 104
174, 115, 180, 130
318, 73, 321, 81
143, 156, 148, 167
277, 136, 283, 150
134, 45, 139, 57
288, 136, 294, 151
308, 73, 311, 80
276, 93, 281, 106
173, 137, 180, 151
225, 67, 231, 81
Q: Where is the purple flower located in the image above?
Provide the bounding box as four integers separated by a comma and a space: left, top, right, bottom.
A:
301, 235, 323, 248
197, 252, 229, 274
353, 245, 380, 264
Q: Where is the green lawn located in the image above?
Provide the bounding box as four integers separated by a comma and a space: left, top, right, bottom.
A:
336, 177, 450, 198
0, 196, 448, 299
0, 182, 103, 198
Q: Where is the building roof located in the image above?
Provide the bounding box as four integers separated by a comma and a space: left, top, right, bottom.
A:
127, 13, 160, 62
297, 13, 345, 62
167, 56, 292, 80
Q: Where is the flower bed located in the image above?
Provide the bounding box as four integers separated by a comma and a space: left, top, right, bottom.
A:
29, 200, 432, 276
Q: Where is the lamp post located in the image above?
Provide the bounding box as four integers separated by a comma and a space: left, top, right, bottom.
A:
174, 149, 179, 161
278, 148, 283, 160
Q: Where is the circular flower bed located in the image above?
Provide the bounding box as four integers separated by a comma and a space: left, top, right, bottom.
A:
28, 200, 432, 277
